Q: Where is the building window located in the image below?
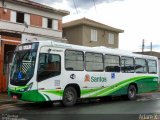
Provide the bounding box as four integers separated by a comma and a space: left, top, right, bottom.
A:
47, 18, 52, 28
121, 56, 134, 73
104, 54, 120, 72
85, 52, 103, 71
91, 29, 97, 41
42, 18, 58, 30
65, 50, 84, 71
16, 12, 24, 23
108, 33, 114, 44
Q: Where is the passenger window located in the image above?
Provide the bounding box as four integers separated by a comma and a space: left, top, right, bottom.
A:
37, 53, 61, 81
85, 52, 103, 71
135, 58, 147, 73
104, 54, 120, 72
121, 56, 134, 73
148, 59, 157, 74
65, 50, 84, 71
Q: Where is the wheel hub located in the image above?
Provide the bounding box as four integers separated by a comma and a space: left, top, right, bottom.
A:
129, 89, 135, 98
65, 91, 73, 102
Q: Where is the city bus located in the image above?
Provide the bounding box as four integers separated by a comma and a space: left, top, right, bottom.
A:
8, 40, 159, 106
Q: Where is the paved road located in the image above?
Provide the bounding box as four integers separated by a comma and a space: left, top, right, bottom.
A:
1, 92, 160, 120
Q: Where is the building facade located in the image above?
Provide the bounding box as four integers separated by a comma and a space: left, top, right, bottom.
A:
63, 18, 124, 48
0, 0, 69, 92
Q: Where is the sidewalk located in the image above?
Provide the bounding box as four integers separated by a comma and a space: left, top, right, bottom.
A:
0, 93, 17, 105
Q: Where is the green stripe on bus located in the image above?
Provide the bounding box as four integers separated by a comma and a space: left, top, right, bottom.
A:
43, 94, 51, 101
81, 88, 103, 95
41, 90, 63, 96
23, 90, 46, 102
90, 76, 158, 97
80, 76, 158, 97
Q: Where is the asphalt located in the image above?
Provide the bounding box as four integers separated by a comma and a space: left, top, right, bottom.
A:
0, 93, 17, 105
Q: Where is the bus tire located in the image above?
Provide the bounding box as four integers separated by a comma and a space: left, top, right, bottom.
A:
62, 87, 77, 107
127, 85, 137, 100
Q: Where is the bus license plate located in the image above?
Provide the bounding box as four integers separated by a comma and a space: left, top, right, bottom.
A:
13, 95, 18, 100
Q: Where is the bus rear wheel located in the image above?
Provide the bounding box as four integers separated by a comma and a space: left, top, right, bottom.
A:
62, 87, 77, 107
127, 85, 137, 100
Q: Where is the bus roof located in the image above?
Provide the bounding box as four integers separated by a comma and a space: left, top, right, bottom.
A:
32, 40, 158, 60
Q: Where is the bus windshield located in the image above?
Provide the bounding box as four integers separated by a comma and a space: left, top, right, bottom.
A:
10, 43, 38, 86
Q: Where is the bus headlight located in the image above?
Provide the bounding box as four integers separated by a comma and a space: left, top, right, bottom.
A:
25, 82, 33, 91
19, 82, 33, 92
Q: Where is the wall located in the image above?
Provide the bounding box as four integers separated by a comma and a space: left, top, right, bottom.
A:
22, 34, 67, 43
30, 14, 42, 27
63, 26, 83, 45
0, 1, 64, 38
0, 7, 10, 20
0, 1, 62, 20
82, 25, 118, 48
0, 20, 62, 38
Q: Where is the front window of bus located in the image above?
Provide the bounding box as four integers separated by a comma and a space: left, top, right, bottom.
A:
10, 43, 39, 86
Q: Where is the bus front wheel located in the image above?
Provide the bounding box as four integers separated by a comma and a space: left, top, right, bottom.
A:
127, 85, 137, 100
62, 87, 77, 107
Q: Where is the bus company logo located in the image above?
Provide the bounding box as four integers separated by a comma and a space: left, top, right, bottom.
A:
84, 74, 107, 82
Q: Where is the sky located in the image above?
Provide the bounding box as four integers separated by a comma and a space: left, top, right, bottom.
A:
33, 0, 160, 52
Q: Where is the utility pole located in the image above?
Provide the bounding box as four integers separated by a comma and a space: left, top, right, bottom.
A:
142, 39, 144, 53
150, 42, 152, 55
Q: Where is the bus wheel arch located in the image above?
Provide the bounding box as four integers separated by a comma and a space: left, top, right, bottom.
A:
62, 84, 80, 107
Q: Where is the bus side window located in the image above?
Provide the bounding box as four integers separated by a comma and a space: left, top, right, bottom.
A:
121, 56, 134, 73
85, 52, 103, 71
37, 53, 61, 82
104, 54, 120, 72
65, 50, 84, 71
135, 58, 147, 73
147, 59, 157, 74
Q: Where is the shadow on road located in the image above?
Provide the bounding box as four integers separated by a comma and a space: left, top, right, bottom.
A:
14, 96, 126, 110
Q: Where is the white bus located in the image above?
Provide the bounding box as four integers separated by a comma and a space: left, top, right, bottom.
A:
8, 40, 159, 106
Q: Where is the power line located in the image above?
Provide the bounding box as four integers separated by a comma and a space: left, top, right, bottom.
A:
73, 0, 78, 14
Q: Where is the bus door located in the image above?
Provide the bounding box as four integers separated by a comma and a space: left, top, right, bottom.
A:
37, 47, 63, 101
